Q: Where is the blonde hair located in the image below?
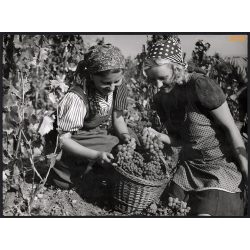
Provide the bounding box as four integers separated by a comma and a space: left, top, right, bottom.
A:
144, 58, 189, 85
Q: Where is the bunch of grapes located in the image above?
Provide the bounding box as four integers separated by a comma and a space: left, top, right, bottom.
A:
142, 160, 167, 181
116, 138, 137, 165
141, 127, 165, 161
115, 136, 170, 182
167, 197, 191, 216
142, 197, 191, 216
131, 120, 152, 137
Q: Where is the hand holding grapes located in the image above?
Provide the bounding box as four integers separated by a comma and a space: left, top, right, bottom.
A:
143, 127, 159, 139
121, 133, 131, 143
96, 151, 114, 165
143, 127, 172, 146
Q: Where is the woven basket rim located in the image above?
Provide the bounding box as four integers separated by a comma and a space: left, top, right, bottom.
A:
113, 164, 170, 187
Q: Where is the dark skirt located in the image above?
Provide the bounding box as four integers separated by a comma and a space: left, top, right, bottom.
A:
52, 128, 119, 189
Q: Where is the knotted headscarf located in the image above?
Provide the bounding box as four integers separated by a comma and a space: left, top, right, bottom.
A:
74, 43, 125, 90
145, 37, 187, 68
84, 43, 125, 73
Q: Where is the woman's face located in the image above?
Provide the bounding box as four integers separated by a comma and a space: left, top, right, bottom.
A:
145, 64, 176, 94
92, 71, 123, 95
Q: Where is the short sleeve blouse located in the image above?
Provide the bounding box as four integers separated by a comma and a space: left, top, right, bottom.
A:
57, 92, 87, 132
113, 80, 128, 111
192, 73, 226, 111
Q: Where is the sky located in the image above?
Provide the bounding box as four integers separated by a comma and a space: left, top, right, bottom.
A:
81, 35, 248, 59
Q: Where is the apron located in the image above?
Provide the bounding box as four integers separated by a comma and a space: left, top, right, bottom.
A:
171, 75, 242, 193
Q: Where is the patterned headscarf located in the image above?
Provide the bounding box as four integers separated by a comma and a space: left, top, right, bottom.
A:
84, 43, 125, 73
145, 37, 186, 68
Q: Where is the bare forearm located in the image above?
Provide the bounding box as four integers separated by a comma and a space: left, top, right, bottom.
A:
61, 137, 99, 161
158, 133, 181, 147
227, 125, 248, 177
113, 111, 129, 139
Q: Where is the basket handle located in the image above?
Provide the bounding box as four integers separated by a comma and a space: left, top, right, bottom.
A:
159, 156, 168, 172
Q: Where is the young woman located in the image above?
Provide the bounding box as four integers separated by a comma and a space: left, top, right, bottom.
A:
51, 43, 132, 189
143, 37, 248, 216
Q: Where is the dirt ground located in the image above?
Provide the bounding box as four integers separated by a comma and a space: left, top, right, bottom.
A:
3, 180, 125, 216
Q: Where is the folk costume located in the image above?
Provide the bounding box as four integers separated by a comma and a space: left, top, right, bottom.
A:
52, 44, 128, 189
145, 38, 245, 215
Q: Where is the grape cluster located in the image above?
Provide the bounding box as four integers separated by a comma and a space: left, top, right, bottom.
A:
142, 127, 165, 160
142, 197, 191, 216
142, 161, 167, 181
167, 197, 191, 216
116, 138, 136, 164
131, 121, 152, 136
115, 137, 170, 182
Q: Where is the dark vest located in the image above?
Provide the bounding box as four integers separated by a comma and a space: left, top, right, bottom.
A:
69, 85, 117, 130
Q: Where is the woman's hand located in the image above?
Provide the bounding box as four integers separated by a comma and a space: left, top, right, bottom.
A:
96, 151, 114, 165
143, 127, 160, 139
142, 127, 175, 146
121, 133, 131, 143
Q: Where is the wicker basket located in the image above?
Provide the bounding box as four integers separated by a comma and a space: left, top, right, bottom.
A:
112, 165, 170, 214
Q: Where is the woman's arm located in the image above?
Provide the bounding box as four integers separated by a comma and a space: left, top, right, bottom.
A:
158, 133, 181, 147
60, 133, 114, 163
144, 127, 181, 147
113, 110, 130, 142
209, 101, 248, 182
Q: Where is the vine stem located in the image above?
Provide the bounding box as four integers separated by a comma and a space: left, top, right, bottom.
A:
28, 105, 60, 212
21, 130, 43, 182
14, 128, 22, 158
9, 127, 23, 185
40, 105, 59, 187
20, 70, 25, 120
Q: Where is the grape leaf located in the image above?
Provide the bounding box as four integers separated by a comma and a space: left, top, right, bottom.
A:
23, 79, 31, 95
20, 142, 29, 159
9, 84, 22, 99
3, 171, 8, 182
4, 106, 21, 129
50, 75, 69, 93
38, 116, 54, 136
28, 123, 39, 133
33, 146, 42, 158
3, 151, 13, 165
4, 136, 15, 157
39, 48, 49, 62
48, 92, 57, 104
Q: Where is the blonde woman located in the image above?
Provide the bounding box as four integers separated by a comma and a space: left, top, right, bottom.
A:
143, 37, 248, 216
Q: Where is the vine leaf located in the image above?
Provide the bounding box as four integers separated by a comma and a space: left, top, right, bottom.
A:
39, 48, 49, 62
3, 170, 10, 182
33, 146, 43, 158
3, 150, 13, 165
48, 92, 57, 104
23, 79, 31, 95
20, 142, 29, 159
4, 106, 21, 128
50, 75, 69, 93
10, 85, 22, 99
3, 85, 21, 112
38, 116, 54, 136
28, 123, 39, 133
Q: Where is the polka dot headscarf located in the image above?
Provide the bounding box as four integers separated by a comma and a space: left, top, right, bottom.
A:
146, 37, 186, 67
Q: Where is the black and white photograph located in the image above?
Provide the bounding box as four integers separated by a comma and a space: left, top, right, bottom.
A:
2, 34, 248, 217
